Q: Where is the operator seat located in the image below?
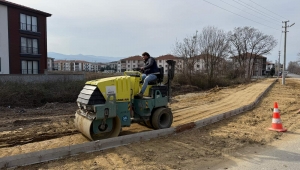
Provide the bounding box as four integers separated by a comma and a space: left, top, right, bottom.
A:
148, 67, 164, 85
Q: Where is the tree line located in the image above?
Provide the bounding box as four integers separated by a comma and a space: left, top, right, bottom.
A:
287, 53, 300, 74
172, 26, 277, 88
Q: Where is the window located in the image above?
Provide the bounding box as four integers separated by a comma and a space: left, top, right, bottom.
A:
197, 64, 200, 68
22, 60, 38, 74
133, 61, 135, 63
128, 65, 130, 67
133, 65, 135, 67
20, 14, 37, 32
21, 37, 38, 54
159, 65, 162, 68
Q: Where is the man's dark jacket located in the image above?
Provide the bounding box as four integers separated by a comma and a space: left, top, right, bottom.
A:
143, 57, 159, 75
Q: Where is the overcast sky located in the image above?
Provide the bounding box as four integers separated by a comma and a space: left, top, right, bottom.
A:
9, 0, 300, 63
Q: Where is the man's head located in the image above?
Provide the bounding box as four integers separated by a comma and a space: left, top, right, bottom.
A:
142, 52, 150, 60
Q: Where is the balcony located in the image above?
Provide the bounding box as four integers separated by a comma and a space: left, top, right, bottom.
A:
20, 46, 40, 57
20, 23, 40, 36
21, 69, 39, 74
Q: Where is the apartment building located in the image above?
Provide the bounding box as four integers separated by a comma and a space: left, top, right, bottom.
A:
54, 60, 86, 71
108, 61, 118, 71
156, 54, 182, 74
117, 59, 126, 72
117, 55, 144, 72
53, 60, 115, 72
231, 53, 267, 76
0, 0, 51, 74
116, 54, 182, 74
47, 57, 54, 71
73, 61, 84, 71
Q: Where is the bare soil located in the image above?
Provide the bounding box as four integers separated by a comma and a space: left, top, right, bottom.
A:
1, 78, 300, 169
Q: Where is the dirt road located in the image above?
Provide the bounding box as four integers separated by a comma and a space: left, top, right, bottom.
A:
1, 78, 300, 169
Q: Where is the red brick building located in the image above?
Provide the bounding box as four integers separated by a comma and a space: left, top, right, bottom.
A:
0, 0, 51, 74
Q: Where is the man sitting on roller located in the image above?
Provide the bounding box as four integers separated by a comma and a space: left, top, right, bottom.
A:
135, 52, 159, 98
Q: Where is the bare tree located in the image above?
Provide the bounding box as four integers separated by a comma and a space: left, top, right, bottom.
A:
173, 31, 199, 84
198, 26, 230, 84
287, 61, 300, 74
228, 27, 277, 79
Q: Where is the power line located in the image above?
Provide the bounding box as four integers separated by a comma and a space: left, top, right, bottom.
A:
237, 0, 282, 21
203, 0, 281, 31
232, 0, 281, 22
249, 0, 288, 20
219, 0, 281, 27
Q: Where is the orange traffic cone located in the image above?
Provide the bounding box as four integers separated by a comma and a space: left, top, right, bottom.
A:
269, 102, 287, 132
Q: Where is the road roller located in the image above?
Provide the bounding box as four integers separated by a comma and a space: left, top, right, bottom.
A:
74, 60, 176, 140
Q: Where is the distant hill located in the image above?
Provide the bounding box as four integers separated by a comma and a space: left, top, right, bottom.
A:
48, 52, 123, 63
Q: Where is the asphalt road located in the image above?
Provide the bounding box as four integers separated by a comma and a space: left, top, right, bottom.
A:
287, 73, 300, 78
212, 130, 300, 170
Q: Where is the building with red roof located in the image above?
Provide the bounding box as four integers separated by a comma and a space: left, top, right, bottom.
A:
156, 54, 182, 74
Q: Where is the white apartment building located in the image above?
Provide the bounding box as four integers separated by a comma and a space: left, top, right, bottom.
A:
117, 59, 126, 72
53, 60, 113, 72
54, 60, 64, 71
0, 4, 9, 74
47, 57, 54, 71
83, 62, 92, 72
108, 61, 118, 71
54, 60, 85, 71
117, 56, 143, 72
73, 61, 83, 71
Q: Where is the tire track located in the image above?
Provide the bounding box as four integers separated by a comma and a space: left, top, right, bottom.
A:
172, 80, 273, 126
179, 86, 259, 122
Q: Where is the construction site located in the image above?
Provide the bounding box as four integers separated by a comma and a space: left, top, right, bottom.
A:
0, 76, 300, 169
1, 0, 300, 169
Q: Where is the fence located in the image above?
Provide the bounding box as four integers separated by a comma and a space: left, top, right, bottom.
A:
0, 74, 85, 83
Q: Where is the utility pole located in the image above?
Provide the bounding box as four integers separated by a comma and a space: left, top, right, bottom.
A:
278, 51, 280, 78
282, 21, 295, 85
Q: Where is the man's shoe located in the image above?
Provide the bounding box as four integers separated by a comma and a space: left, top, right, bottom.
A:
134, 93, 143, 99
